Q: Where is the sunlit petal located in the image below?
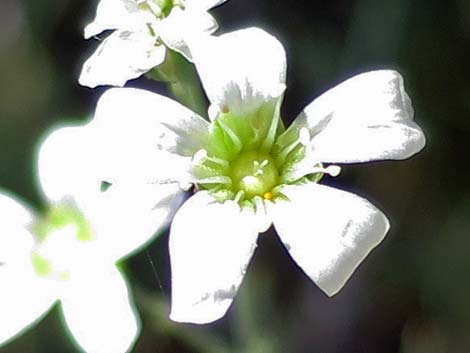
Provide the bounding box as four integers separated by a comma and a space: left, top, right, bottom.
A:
0, 191, 35, 265
190, 28, 286, 118
87, 182, 184, 261
288, 70, 425, 163
0, 266, 57, 346
61, 266, 139, 353
84, 0, 154, 39
37, 125, 101, 208
270, 183, 389, 296
89, 88, 209, 184
79, 29, 166, 88
169, 192, 262, 323
157, 7, 217, 60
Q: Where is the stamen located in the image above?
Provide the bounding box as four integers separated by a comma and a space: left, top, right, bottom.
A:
206, 156, 229, 169
310, 165, 341, 177
263, 191, 274, 200
254, 196, 266, 214
234, 190, 245, 203
193, 149, 207, 164
277, 128, 310, 165
193, 149, 229, 168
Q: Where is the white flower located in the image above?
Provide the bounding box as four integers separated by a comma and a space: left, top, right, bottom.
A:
86, 28, 426, 324
0, 125, 182, 352
79, 0, 228, 88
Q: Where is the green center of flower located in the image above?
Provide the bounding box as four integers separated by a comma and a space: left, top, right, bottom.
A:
34, 204, 93, 243
31, 204, 94, 280
230, 150, 278, 199
192, 102, 339, 207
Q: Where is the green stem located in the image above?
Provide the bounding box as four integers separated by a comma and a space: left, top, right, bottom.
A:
147, 49, 208, 119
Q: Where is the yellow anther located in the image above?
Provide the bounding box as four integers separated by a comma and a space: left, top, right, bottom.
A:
263, 191, 274, 200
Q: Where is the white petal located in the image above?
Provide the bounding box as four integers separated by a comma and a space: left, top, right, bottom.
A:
290, 70, 426, 163
0, 191, 35, 265
184, 0, 229, 11
270, 183, 389, 296
169, 192, 262, 324
37, 125, 102, 207
190, 28, 287, 118
0, 266, 57, 345
87, 182, 184, 261
89, 88, 209, 184
157, 7, 218, 60
61, 266, 139, 353
84, 0, 154, 39
79, 29, 166, 88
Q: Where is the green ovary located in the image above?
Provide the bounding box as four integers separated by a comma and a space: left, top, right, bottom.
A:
194, 105, 315, 205
230, 150, 278, 199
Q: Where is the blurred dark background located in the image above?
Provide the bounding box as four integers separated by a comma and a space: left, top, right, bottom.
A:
1, 0, 470, 352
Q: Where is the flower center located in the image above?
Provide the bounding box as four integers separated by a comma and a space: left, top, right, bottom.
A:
31, 204, 93, 280
192, 106, 340, 206
230, 150, 278, 199
34, 204, 93, 243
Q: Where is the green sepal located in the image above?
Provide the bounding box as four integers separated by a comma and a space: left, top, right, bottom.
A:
156, 0, 175, 17
260, 95, 284, 154
278, 145, 306, 183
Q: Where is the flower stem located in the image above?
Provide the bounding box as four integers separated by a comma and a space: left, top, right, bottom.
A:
147, 49, 208, 119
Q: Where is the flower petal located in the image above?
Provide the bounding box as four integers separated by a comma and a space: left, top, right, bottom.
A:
89, 88, 209, 184
289, 70, 425, 163
190, 27, 287, 118
169, 192, 262, 324
0, 191, 35, 265
87, 182, 184, 261
61, 266, 139, 353
270, 183, 389, 296
37, 125, 102, 208
79, 29, 166, 88
157, 7, 218, 60
0, 266, 56, 345
84, 0, 154, 39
